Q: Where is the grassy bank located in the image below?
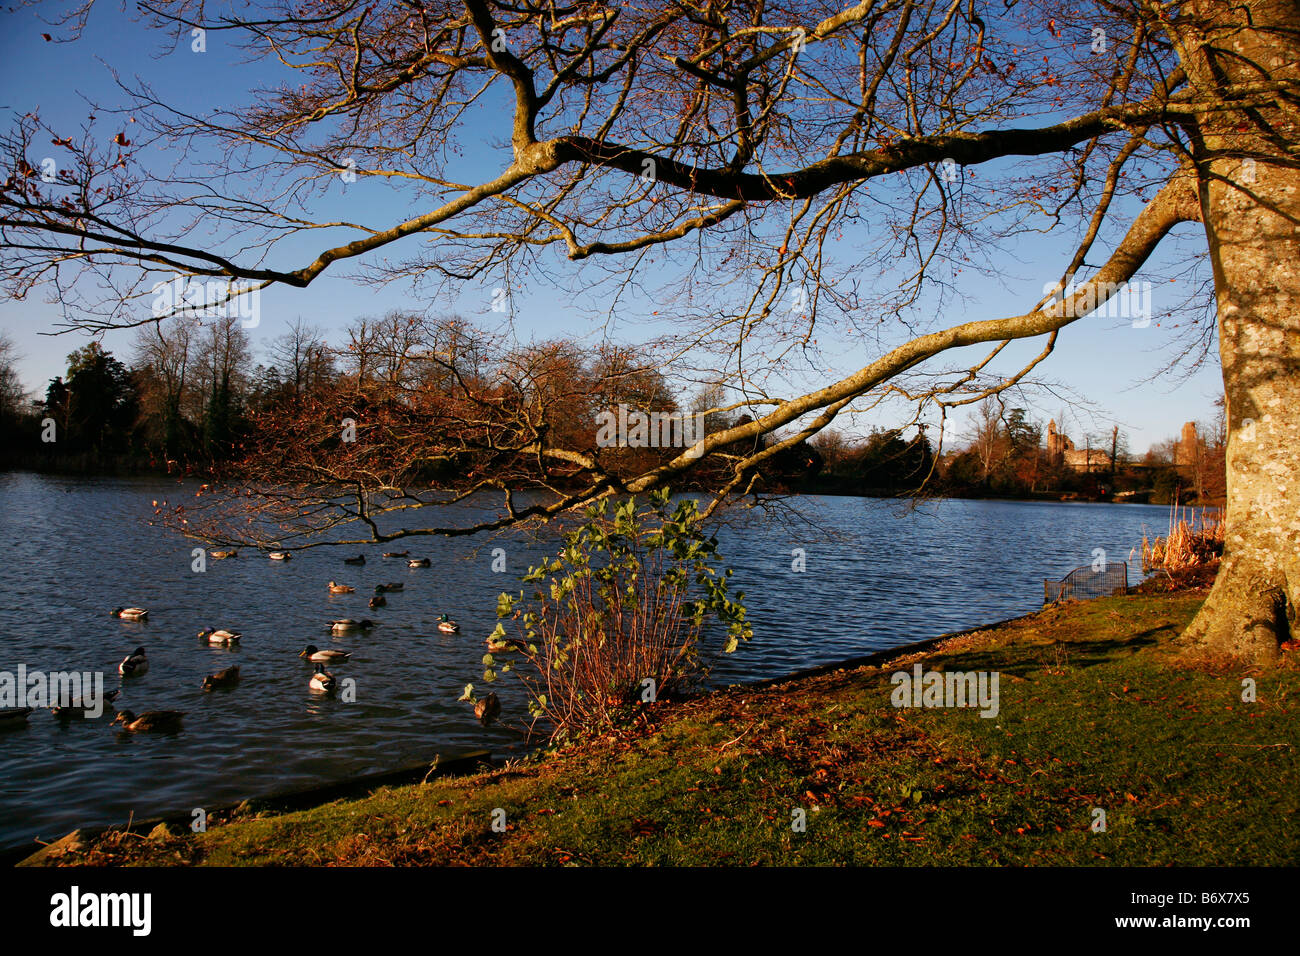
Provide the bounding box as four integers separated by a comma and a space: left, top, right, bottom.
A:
23, 590, 1300, 866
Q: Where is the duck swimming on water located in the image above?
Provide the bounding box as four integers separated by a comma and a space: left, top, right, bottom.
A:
118, 647, 149, 677
475, 692, 501, 727
52, 689, 121, 720
201, 666, 241, 691
113, 710, 185, 733
301, 645, 352, 664
328, 619, 376, 634
198, 627, 242, 646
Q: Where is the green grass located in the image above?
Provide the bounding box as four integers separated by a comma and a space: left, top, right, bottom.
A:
27, 592, 1300, 866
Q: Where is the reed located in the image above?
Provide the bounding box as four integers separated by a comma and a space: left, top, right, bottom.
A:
1138, 502, 1224, 574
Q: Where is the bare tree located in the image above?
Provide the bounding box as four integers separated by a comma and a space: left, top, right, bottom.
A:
1, 0, 1298, 661
268, 318, 334, 399
0, 333, 27, 419
966, 396, 1007, 484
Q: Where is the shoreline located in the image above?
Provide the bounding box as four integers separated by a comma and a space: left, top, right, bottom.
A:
23, 586, 1294, 868
3, 611, 1037, 866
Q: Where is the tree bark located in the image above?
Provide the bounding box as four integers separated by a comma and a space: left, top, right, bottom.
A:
1176, 0, 1300, 662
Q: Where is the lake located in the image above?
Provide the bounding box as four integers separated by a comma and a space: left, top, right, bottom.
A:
0, 472, 1173, 850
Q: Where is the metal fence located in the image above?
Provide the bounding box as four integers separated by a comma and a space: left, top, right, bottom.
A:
1044, 562, 1128, 604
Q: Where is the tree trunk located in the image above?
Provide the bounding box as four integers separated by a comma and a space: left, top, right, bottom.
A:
1176, 0, 1300, 662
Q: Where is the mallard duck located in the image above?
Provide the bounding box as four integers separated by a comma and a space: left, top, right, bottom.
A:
268, 551, 292, 560
474, 692, 501, 727
407, 557, 431, 568
111, 607, 149, 621
201, 666, 241, 691
118, 647, 149, 677
328, 581, 356, 594
369, 594, 386, 608
300, 644, 351, 664
382, 582, 404, 592
437, 614, 459, 634
209, 549, 238, 559
328, 618, 376, 634
309, 664, 337, 693
198, 627, 242, 646
343, 554, 366, 565
487, 635, 531, 653
52, 689, 120, 720
0, 707, 34, 726
382, 551, 409, 558
113, 710, 185, 733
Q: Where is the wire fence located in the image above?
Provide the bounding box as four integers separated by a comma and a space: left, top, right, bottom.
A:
1044, 562, 1129, 604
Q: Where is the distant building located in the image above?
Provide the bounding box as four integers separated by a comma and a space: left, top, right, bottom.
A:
1175, 421, 1202, 468
1047, 419, 1112, 472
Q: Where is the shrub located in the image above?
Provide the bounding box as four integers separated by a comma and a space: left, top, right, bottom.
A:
462, 489, 751, 741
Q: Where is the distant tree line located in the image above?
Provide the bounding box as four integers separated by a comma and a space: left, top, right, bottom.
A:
0, 313, 823, 490
0, 323, 1224, 507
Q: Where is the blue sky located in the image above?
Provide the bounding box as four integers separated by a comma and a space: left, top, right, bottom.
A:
0, 2, 1226, 453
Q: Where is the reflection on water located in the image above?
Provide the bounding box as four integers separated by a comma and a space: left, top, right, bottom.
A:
0, 472, 1170, 848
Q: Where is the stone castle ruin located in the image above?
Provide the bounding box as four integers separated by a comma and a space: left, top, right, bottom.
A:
1046, 420, 1112, 472
1047, 419, 1203, 472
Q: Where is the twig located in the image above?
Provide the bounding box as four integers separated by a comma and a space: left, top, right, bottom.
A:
421, 755, 441, 784
718, 723, 756, 751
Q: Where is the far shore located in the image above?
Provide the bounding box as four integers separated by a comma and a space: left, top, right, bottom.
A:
0, 466, 1220, 511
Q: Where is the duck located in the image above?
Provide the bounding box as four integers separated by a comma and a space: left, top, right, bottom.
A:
201, 666, 241, 691
309, 664, 337, 693
343, 554, 366, 565
328, 618, 376, 634
474, 692, 501, 727
375, 582, 404, 592
328, 581, 356, 594
369, 594, 386, 608
486, 635, 531, 654
382, 551, 409, 558
52, 689, 121, 720
407, 557, 431, 568
0, 707, 34, 726
268, 551, 292, 561
118, 647, 149, 677
209, 549, 238, 559
437, 614, 459, 634
113, 710, 185, 733
111, 607, 149, 621
300, 644, 351, 664
198, 627, 242, 646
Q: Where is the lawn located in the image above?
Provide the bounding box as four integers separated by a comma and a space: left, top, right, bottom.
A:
22, 591, 1300, 866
